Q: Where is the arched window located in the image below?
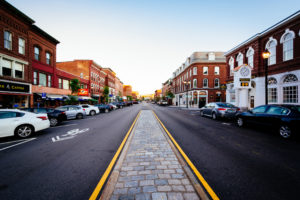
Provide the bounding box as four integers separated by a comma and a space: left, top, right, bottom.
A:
282, 74, 298, 103
193, 79, 197, 88
266, 37, 277, 65
236, 53, 243, 66
283, 74, 298, 83
280, 29, 295, 61
193, 67, 197, 75
214, 78, 219, 88
229, 57, 234, 76
268, 77, 277, 85
203, 78, 208, 88
246, 47, 254, 68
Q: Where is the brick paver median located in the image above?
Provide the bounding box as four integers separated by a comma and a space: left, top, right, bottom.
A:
108, 110, 200, 200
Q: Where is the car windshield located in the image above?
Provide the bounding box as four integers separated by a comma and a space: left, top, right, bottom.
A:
216, 103, 235, 108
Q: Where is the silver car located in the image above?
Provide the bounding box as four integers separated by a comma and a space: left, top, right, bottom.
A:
56, 105, 86, 120
200, 102, 240, 120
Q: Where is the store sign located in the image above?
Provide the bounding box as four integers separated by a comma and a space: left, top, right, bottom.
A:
0, 80, 30, 94
78, 89, 89, 96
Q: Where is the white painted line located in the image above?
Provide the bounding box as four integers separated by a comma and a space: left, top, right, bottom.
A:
222, 122, 232, 125
0, 138, 30, 145
50, 123, 77, 128
0, 138, 36, 151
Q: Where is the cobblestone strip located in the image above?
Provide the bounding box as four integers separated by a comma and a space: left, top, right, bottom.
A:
109, 110, 200, 200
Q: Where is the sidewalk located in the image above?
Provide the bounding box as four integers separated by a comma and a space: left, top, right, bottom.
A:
102, 110, 200, 200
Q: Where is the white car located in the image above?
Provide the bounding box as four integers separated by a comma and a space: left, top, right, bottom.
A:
0, 109, 50, 138
79, 104, 100, 116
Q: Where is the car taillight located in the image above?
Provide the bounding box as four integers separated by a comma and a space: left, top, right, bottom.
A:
61, 112, 65, 114
37, 116, 48, 120
237, 108, 240, 111
83, 109, 85, 111
218, 108, 226, 111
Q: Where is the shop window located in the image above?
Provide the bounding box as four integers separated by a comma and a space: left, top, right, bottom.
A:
33, 71, 37, 85
214, 78, 219, 88
214, 66, 219, 75
14, 62, 23, 79
203, 66, 208, 75
268, 88, 277, 103
2, 59, 12, 76
34, 47, 40, 61
39, 73, 47, 86
63, 79, 69, 90
4, 31, 12, 50
58, 78, 62, 89
283, 86, 298, 103
46, 52, 51, 65
203, 78, 208, 88
18, 38, 25, 55
48, 75, 52, 87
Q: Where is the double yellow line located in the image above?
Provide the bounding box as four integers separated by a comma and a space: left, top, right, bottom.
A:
153, 111, 220, 200
89, 111, 141, 200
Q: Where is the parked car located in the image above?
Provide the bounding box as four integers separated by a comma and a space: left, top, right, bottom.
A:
200, 102, 240, 120
111, 102, 123, 109
55, 105, 86, 119
0, 109, 50, 138
94, 104, 110, 113
21, 107, 67, 127
78, 104, 99, 116
236, 104, 300, 139
109, 103, 117, 110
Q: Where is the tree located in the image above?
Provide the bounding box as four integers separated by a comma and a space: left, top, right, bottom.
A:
127, 96, 133, 101
103, 86, 109, 103
70, 79, 81, 94
65, 95, 78, 105
166, 90, 175, 99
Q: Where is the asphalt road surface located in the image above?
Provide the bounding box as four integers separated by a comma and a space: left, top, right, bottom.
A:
151, 103, 300, 200
0, 104, 142, 200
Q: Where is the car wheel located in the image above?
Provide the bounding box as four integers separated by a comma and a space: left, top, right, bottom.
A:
279, 125, 292, 139
105, 109, 109, 113
76, 113, 83, 119
212, 112, 217, 120
15, 125, 34, 138
237, 117, 244, 127
90, 110, 96, 116
200, 111, 204, 117
50, 118, 58, 127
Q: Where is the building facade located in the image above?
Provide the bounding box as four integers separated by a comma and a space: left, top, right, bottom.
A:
225, 11, 300, 109
172, 52, 227, 108
102, 68, 116, 102
123, 85, 132, 98
115, 77, 123, 100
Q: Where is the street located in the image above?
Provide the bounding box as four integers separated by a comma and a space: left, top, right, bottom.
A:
1, 102, 300, 200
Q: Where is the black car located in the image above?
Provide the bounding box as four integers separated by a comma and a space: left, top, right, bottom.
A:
94, 104, 111, 113
21, 108, 67, 127
236, 104, 300, 139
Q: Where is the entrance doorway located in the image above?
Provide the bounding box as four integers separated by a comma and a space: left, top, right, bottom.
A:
199, 97, 206, 108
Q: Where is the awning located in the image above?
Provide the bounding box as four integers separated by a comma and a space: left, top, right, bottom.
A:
47, 94, 64, 100
78, 96, 92, 101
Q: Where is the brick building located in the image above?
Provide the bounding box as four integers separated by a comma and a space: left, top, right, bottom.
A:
115, 77, 123, 100
102, 68, 116, 102
123, 85, 132, 98
162, 79, 172, 97
225, 11, 300, 109
172, 52, 227, 107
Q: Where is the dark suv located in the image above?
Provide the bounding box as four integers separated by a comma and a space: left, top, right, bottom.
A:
21, 108, 67, 127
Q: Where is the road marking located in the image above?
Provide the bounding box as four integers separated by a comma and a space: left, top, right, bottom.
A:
222, 122, 231, 125
0, 138, 36, 152
50, 123, 77, 128
152, 110, 220, 200
51, 128, 90, 142
89, 111, 141, 200
0, 138, 31, 145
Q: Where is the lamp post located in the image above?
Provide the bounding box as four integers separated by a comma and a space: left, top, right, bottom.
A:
183, 81, 191, 108
262, 49, 271, 105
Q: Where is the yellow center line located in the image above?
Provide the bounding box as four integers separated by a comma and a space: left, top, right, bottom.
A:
89, 111, 141, 200
152, 110, 220, 200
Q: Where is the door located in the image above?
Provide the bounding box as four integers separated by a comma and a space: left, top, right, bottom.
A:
67, 107, 78, 119
199, 98, 206, 108
0, 111, 21, 137
249, 105, 269, 125
207, 103, 215, 116
264, 106, 289, 127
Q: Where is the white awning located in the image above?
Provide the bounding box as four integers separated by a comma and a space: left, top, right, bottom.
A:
47, 94, 64, 99
78, 96, 92, 100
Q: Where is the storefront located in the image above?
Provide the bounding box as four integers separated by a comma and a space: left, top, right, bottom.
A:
0, 79, 31, 108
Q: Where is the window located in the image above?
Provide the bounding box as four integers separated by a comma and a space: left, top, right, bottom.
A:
14, 62, 23, 79
214, 66, 219, 75
203, 78, 208, 88
268, 77, 277, 85
33, 71, 37, 85
283, 86, 298, 103
237, 53, 243, 66
2, 59, 12, 76
229, 57, 234, 76
190, 69, 192, 77
280, 29, 295, 61
63, 79, 69, 90
283, 74, 298, 83
214, 78, 219, 88
246, 47, 254, 68
193, 67, 197, 75
266, 38, 277, 65
39, 73, 47, 86
193, 79, 197, 88
4, 31, 12, 50
18, 38, 25, 55
34, 47, 40, 61
268, 88, 277, 103
48, 75, 52, 87
252, 106, 267, 114
266, 106, 289, 115
46, 52, 51, 65
203, 66, 208, 75
208, 52, 215, 60
58, 78, 62, 89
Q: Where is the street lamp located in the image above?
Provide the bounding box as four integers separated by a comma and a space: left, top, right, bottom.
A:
262, 49, 271, 105
183, 81, 191, 108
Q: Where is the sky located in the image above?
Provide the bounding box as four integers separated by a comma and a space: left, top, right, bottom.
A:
8, 0, 300, 95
